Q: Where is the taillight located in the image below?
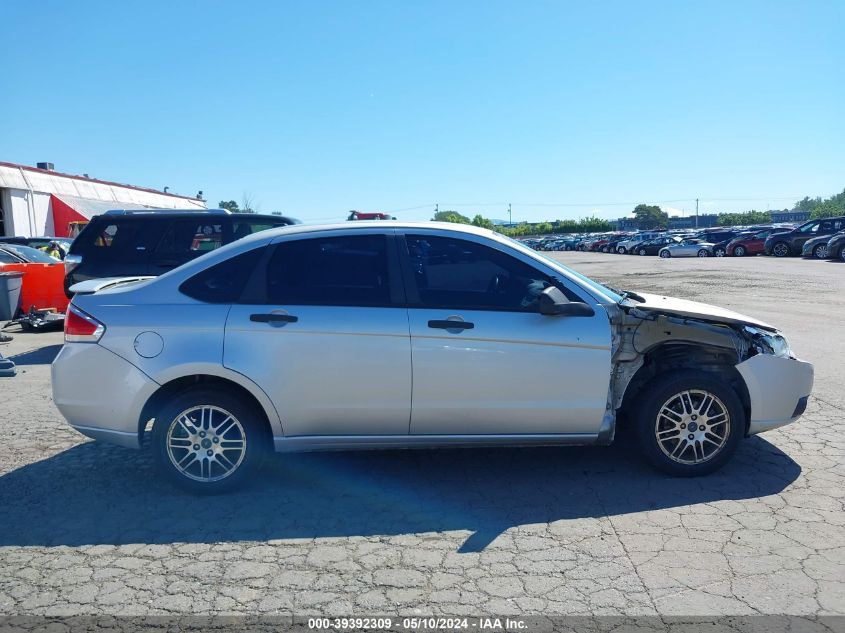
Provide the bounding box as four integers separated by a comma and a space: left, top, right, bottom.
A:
64, 304, 105, 343
64, 254, 82, 275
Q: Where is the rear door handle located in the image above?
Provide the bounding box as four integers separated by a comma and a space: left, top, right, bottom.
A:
250, 313, 298, 323
428, 319, 474, 330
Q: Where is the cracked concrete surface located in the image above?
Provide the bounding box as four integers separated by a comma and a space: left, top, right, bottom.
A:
0, 254, 842, 616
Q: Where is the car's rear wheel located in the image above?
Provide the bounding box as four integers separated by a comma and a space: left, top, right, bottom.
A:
813, 243, 829, 259
152, 388, 268, 493
635, 371, 744, 476
617, 247, 627, 254
772, 242, 790, 257
733, 245, 746, 257
659, 250, 671, 258
697, 249, 710, 257
637, 248, 647, 256
840, 245, 845, 262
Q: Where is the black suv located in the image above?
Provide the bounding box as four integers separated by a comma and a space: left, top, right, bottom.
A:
764, 216, 845, 257
64, 210, 298, 296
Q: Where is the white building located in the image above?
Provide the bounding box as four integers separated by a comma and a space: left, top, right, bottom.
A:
0, 161, 207, 238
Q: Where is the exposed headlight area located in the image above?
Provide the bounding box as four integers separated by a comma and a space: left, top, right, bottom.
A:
744, 326, 793, 359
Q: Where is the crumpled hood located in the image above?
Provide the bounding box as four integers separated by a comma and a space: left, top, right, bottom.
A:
628, 292, 777, 331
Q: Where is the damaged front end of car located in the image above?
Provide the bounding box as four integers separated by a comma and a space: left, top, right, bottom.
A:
596, 295, 814, 444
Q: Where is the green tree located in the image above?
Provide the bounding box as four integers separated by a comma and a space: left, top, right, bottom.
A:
794, 196, 822, 213
218, 200, 239, 212
471, 214, 495, 229
433, 210, 471, 224
810, 200, 845, 219
632, 204, 668, 229
717, 210, 771, 226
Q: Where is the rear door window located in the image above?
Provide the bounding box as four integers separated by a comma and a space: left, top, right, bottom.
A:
231, 220, 287, 242
264, 235, 392, 306
151, 220, 230, 270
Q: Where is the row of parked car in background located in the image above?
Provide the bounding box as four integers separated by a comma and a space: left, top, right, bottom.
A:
2, 212, 843, 331
523, 216, 845, 261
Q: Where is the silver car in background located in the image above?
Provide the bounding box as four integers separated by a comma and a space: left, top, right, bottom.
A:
52, 222, 813, 492
658, 238, 717, 258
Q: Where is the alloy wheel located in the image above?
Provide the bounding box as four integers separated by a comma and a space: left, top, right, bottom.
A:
773, 243, 789, 257
166, 405, 247, 482
659, 250, 670, 258
654, 389, 730, 465
735, 246, 745, 257
814, 244, 829, 259
714, 248, 725, 257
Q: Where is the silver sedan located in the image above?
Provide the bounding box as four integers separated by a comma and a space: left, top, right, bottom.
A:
52, 222, 813, 492
658, 238, 716, 258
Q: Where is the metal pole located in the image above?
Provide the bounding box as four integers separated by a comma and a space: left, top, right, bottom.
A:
508, 203, 512, 226
695, 198, 699, 229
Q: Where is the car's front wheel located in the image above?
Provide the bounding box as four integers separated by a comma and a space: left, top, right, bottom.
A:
733, 245, 746, 257
617, 246, 627, 254
637, 248, 647, 256
152, 387, 268, 493
659, 250, 671, 258
813, 243, 829, 259
635, 371, 744, 476
697, 249, 710, 257
714, 247, 725, 257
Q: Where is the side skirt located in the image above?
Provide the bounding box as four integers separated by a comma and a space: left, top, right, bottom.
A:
272, 433, 601, 453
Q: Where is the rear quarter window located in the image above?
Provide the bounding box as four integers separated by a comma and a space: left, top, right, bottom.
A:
180, 247, 265, 303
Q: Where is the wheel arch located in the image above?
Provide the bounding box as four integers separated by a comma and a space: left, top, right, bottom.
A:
618, 342, 752, 433
138, 371, 283, 446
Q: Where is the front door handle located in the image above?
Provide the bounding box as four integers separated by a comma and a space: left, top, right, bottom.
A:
250, 313, 298, 324
428, 319, 474, 330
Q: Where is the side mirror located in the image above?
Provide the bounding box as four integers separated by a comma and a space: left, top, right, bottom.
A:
539, 286, 595, 317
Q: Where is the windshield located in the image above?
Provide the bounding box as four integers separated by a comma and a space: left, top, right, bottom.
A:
2, 244, 60, 263
500, 234, 623, 302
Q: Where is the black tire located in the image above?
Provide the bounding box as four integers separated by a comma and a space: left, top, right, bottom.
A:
152, 387, 269, 493
771, 241, 790, 257
840, 245, 845, 262
638, 248, 647, 256
697, 249, 710, 258
635, 371, 745, 477
733, 245, 746, 257
714, 248, 725, 257
659, 250, 671, 258
618, 247, 627, 254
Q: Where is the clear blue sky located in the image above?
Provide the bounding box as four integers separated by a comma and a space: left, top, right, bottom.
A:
3, 0, 843, 223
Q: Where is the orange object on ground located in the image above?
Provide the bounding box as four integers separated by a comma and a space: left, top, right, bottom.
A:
0, 263, 69, 314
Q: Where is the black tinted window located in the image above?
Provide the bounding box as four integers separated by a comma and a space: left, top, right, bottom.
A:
231, 221, 285, 241
265, 235, 391, 306
157, 220, 226, 254
406, 235, 557, 311
180, 248, 264, 303
73, 220, 160, 261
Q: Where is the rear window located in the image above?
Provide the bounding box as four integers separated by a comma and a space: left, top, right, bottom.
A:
71, 219, 163, 259
180, 248, 265, 303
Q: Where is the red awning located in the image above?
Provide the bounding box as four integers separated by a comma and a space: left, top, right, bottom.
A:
50, 195, 152, 237
50, 195, 89, 237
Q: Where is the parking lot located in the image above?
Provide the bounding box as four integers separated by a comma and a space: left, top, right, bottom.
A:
0, 253, 842, 617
